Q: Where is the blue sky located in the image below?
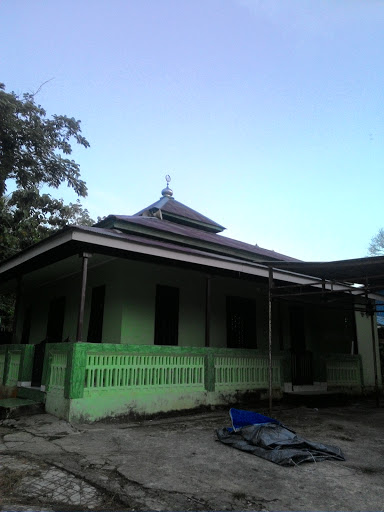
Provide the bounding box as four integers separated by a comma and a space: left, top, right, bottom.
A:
1, 0, 383, 261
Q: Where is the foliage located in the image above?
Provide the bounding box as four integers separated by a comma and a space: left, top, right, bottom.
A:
0, 82, 89, 197
0, 83, 93, 260
0, 82, 93, 329
0, 293, 15, 332
368, 228, 384, 257
0, 189, 94, 260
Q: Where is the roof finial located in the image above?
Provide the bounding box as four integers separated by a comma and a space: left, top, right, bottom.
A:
161, 174, 173, 198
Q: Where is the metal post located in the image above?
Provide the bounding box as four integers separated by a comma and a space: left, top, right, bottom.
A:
268, 266, 273, 417
368, 301, 380, 407
205, 276, 211, 347
76, 253, 92, 342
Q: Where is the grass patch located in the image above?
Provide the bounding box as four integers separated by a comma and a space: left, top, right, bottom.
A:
0, 467, 28, 495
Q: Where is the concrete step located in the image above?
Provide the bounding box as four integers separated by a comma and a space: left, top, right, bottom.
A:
17, 386, 46, 403
0, 398, 45, 420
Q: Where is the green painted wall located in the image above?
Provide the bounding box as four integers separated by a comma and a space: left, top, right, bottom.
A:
38, 342, 360, 423
119, 260, 206, 347
14, 254, 381, 394
91, 263, 124, 344
41, 342, 285, 422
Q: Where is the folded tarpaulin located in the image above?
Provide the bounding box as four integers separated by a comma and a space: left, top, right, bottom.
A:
229, 408, 280, 431
216, 408, 345, 466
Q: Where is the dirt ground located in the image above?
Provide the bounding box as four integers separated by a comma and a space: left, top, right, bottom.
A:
0, 397, 383, 511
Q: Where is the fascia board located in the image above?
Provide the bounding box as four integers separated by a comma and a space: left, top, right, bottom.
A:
72, 230, 275, 278
76, 231, 380, 301
2, 228, 377, 302
70, 231, 346, 289
161, 211, 224, 232
0, 230, 74, 276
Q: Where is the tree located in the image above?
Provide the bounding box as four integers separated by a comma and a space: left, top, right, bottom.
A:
0, 82, 93, 261
0, 189, 94, 260
0, 83, 93, 333
0, 82, 89, 198
368, 228, 384, 257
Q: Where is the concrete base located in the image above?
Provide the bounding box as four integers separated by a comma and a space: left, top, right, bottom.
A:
284, 382, 327, 393
17, 386, 46, 403
0, 397, 45, 420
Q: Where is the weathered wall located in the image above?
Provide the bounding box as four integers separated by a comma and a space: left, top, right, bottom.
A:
42, 342, 284, 422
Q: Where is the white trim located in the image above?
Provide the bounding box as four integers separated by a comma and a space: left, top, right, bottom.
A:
40, 385, 46, 392
17, 381, 32, 387
292, 383, 328, 392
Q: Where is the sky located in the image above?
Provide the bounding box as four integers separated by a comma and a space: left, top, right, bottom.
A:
1, 0, 383, 262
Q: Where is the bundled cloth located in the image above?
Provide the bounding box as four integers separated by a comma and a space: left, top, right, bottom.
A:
216, 408, 345, 466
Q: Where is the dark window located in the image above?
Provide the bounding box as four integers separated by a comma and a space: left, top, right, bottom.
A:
154, 285, 179, 346
226, 296, 257, 349
46, 296, 65, 342
87, 285, 106, 343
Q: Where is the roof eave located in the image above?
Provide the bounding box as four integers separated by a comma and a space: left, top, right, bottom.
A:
161, 211, 225, 233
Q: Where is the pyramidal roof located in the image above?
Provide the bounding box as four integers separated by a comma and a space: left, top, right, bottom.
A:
133, 183, 225, 233
95, 178, 298, 263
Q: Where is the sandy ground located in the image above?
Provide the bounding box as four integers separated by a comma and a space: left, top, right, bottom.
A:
0, 398, 383, 511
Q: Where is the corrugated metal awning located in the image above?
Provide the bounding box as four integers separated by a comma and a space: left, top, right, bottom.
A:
264, 255, 384, 290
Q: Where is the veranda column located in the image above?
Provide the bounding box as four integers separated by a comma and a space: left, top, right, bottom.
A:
205, 276, 212, 347
76, 253, 92, 342
268, 266, 274, 417
368, 300, 380, 407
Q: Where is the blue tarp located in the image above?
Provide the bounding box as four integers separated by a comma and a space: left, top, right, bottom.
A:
229, 408, 280, 431
217, 409, 345, 466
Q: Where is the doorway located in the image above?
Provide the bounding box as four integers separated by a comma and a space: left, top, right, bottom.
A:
290, 308, 313, 385
31, 296, 66, 387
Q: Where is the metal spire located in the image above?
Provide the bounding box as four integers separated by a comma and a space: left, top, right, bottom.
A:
161, 174, 173, 198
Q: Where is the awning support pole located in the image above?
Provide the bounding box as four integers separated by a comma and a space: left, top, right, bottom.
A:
368, 300, 380, 408
268, 266, 273, 417
76, 253, 92, 342
205, 276, 211, 347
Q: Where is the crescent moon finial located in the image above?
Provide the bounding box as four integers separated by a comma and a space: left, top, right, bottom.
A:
161, 174, 173, 198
